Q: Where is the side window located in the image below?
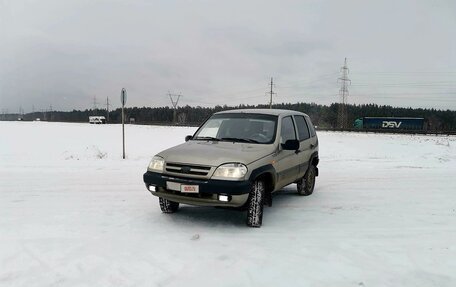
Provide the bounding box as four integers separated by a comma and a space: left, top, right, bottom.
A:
306, 117, 316, 137
280, 116, 296, 143
295, 116, 310, 141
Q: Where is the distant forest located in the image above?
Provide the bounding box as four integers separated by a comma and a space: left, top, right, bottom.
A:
2, 102, 456, 131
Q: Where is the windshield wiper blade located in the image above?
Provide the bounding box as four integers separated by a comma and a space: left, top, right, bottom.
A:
193, 136, 220, 141
220, 137, 260, 144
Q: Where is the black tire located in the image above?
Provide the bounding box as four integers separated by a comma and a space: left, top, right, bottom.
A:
246, 180, 265, 227
297, 165, 316, 196
159, 197, 179, 213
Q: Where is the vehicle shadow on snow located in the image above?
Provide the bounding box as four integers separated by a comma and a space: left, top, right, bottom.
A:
268, 187, 312, 209
171, 206, 247, 227
168, 186, 305, 227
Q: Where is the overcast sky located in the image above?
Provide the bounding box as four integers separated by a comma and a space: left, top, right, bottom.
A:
0, 0, 455, 112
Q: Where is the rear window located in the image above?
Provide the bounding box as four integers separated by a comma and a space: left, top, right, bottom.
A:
295, 116, 310, 141
306, 117, 316, 137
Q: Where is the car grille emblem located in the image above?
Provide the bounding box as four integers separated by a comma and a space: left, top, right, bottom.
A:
181, 166, 191, 174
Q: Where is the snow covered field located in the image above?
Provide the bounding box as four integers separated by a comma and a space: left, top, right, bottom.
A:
1, 121, 455, 287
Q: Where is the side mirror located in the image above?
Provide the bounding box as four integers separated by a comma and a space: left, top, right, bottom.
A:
281, 139, 299, 150
185, 135, 193, 142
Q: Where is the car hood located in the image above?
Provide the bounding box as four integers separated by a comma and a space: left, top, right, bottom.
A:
157, 140, 276, 167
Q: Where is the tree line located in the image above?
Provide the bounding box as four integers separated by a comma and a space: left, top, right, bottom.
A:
3, 102, 456, 131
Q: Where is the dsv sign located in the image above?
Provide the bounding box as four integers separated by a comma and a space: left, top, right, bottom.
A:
382, 121, 402, 128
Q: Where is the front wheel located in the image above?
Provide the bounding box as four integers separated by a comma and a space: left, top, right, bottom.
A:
297, 165, 316, 196
246, 180, 265, 227
159, 197, 179, 213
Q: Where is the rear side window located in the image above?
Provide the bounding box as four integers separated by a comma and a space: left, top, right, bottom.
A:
295, 116, 310, 141
306, 117, 316, 137
280, 116, 296, 142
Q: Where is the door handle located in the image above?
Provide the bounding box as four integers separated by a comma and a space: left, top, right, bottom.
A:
310, 144, 316, 149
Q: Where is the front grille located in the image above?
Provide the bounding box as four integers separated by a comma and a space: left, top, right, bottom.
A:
165, 163, 211, 176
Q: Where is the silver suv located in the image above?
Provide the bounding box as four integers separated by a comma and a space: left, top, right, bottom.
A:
143, 109, 319, 227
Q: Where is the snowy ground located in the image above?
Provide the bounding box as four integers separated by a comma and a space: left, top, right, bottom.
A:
1, 121, 455, 287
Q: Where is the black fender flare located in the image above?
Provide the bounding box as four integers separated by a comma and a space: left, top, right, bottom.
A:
247, 164, 277, 207
248, 164, 277, 189
309, 151, 319, 176
310, 151, 319, 166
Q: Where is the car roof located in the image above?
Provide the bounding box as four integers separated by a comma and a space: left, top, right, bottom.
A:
215, 108, 307, 117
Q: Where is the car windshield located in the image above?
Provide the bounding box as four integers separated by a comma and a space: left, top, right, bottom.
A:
193, 113, 278, 144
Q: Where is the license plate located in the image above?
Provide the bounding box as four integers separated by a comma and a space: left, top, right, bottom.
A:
166, 181, 181, 191
181, 185, 199, 193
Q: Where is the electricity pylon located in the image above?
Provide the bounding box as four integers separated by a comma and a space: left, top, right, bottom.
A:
168, 92, 182, 123
337, 58, 351, 129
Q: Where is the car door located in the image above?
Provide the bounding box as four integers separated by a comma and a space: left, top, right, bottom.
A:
293, 115, 313, 178
275, 116, 301, 189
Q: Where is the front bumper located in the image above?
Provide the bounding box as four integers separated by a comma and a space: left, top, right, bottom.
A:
143, 171, 251, 207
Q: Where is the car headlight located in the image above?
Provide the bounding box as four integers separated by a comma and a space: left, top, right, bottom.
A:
148, 156, 164, 173
212, 163, 247, 180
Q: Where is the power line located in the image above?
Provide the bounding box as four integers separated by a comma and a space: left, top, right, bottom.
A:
351, 71, 456, 75
277, 72, 340, 88
197, 87, 265, 101
352, 81, 455, 87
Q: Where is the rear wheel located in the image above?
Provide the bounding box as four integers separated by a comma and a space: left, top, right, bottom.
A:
246, 180, 265, 227
297, 165, 316, 196
159, 197, 179, 213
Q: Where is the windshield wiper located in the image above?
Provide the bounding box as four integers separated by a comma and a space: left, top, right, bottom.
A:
220, 137, 260, 144
193, 136, 220, 141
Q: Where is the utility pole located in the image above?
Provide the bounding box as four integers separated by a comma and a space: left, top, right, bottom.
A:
1, 109, 9, 120
337, 58, 351, 129
267, 77, 276, 109
92, 96, 98, 110
120, 89, 127, 159
168, 92, 182, 123
106, 97, 110, 122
